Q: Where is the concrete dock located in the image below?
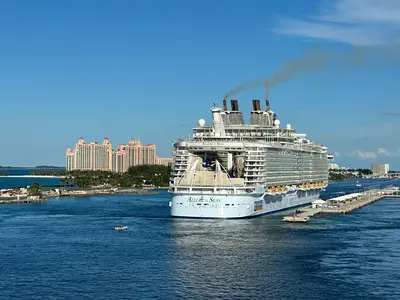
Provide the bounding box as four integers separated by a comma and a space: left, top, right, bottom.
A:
283, 188, 400, 223
282, 208, 321, 222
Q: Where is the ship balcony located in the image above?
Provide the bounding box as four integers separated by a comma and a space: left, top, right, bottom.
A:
244, 166, 264, 169
245, 151, 266, 154
246, 158, 265, 162
175, 152, 190, 156
245, 162, 264, 166
174, 166, 187, 172
244, 165, 264, 169
244, 173, 265, 177
244, 179, 264, 184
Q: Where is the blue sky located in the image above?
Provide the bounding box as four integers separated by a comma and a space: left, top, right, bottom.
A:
0, 0, 399, 169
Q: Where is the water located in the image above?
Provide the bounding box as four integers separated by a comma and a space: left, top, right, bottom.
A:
0, 168, 62, 189
0, 179, 399, 299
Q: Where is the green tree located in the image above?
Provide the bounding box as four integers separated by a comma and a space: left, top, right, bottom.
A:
28, 182, 41, 195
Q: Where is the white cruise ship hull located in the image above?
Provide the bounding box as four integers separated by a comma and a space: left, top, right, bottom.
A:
170, 189, 321, 219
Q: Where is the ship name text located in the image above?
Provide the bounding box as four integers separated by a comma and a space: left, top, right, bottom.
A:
187, 196, 221, 203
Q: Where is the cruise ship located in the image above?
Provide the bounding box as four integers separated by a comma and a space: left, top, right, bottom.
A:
168, 98, 330, 218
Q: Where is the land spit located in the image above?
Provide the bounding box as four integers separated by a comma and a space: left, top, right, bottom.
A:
0, 188, 159, 205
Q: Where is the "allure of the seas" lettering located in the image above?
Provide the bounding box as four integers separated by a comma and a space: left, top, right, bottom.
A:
187, 196, 221, 203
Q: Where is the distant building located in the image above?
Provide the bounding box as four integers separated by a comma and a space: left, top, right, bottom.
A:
66, 137, 172, 172
66, 137, 113, 171
66, 148, 75, 171
112, 145, 128, 173
328, 163, 339, 170
156, 156, 173, 166
124, 138, 157, 166
371, 164, 389, 175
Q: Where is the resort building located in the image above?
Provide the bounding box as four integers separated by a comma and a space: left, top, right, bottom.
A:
66, 137, 113, 171
156, 156, 173, 166
125, 138, 157, 166
112, 145, 129, 173
66, 137, 171, 172
66, 148, 75, 171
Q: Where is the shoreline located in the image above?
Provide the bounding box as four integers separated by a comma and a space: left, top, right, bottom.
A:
0, 188, 160, 204
0, 175, 65, 178
45, 187, 159, 199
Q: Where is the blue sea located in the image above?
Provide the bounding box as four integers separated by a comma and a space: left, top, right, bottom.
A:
0, 178, 399, 299
0, 168, 63, 189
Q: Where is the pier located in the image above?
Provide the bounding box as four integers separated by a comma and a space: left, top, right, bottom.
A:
283, 188, 400, 223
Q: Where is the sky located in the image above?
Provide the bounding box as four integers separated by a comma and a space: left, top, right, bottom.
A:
0, 0, 399, 169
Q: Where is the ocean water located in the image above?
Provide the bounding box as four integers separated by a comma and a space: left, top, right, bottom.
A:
0, 177, 62, 189
0, 168, 62, 189
0, 179, 399, 299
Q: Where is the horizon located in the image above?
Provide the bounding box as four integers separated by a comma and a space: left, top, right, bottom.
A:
1, 0, 399, 169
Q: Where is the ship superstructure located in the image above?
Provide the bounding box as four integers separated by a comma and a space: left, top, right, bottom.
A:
168, 98, 329, 218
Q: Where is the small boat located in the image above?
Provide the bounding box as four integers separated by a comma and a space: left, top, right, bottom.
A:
356, 181, 362, 187
113, 225, 128, 231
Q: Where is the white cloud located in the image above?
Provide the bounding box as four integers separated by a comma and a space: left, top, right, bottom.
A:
352, 150, 377, 159
273, 0, 400, 46
351, 147, 399, 159
333, 151, 341, 158
376, 147, 391, 156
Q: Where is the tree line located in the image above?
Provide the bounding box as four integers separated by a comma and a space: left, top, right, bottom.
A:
30, 170, 67, 176
60, 165, 171, 189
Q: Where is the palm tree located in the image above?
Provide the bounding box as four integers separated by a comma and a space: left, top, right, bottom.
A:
28, 182, 41, 196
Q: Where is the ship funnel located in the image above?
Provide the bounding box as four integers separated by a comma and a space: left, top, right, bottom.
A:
223, 99, 227, 111
266, 99, 270, 111
252, 100, 257, 111
230, 99, 239, 111
254, 99, 261, 111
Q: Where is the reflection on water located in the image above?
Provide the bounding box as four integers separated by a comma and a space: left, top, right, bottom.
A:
0, 179, 399, 299
167, 179, 400, 300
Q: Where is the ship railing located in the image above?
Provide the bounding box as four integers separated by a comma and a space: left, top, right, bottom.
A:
170, 185, 251, 195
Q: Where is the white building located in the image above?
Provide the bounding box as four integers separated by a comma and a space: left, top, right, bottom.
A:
328, 163, 339, 170
312, 199, 326, 208
371, 164, 389, 175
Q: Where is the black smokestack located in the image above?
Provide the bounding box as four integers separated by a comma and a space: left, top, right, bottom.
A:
230, 100, 235, 111
255, 99, 261, 111
223, 99, 227, 111
234, 100, 239, 111
252, 100, 257, 111
266, 99, 270, 111
231, 100, 239, 111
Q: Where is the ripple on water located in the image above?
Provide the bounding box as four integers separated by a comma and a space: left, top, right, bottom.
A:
0, 183, 400, 299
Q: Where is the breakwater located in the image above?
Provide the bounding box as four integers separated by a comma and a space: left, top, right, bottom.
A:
283, 188, 400, 222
